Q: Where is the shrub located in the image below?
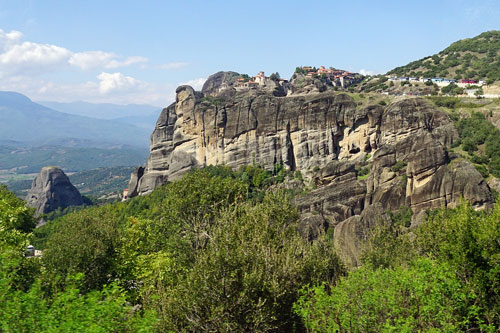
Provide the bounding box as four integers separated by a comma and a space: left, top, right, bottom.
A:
139, 193, 345, 331
391, 160, 407, 172
295, 258, 471, 332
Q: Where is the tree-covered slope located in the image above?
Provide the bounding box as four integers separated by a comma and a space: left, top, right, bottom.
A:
1, 164, 500, 331
388, 31, 500, 83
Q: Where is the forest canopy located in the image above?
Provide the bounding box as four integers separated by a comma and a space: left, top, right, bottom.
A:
1, 166, 500, 331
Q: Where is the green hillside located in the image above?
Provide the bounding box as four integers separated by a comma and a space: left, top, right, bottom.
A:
5, 166, 135, 199
388, 31, 500, 83
0, 145, 147, 174
69, 166, 134, 197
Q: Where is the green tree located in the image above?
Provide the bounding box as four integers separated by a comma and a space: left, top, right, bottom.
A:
269, 72, 281, 81
417, 202, 500, 329
42, 207, 123, 292
295, 258, 471, 332
0, 275, 155, 332
134, 192, 344, 331
0, 185, 36, 233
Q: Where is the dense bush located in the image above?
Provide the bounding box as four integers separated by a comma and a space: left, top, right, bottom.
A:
295, 258, 470, 332
456, 112, 500, 177
417, 202, 500, 328
31, 166, 344, 331
0, 185, 35, 232
140, 194, 344, 331
296, 201, 500, 332
3, 163, 500, 330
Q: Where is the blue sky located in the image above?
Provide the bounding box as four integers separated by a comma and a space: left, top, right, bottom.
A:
0, 0, 499, 106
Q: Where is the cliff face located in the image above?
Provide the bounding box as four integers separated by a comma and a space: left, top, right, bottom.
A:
130, 83, 494, 266
26, 166, 84, 218
132, 86, 375, 194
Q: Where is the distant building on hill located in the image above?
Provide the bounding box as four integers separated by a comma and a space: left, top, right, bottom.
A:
122, 188, 129, 201
254, 71, 268, 85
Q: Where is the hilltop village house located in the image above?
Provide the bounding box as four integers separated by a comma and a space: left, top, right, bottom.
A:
230, 71, 288, 92
389, 76, 486, 88
302, 66, 360, 88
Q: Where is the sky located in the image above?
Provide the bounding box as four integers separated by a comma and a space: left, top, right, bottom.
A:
0, 0, 499, 107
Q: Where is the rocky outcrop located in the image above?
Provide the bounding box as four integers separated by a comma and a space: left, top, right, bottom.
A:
26, 166, 84, 218
201, 71, 240, 96
130, 87, 369, 196
129, 84, 494, 266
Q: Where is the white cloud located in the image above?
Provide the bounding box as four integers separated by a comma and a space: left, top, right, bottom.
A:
0, 28, 151, 76
359, 69, 378, 76
0, 74, 173, 106
0, 27, 189, 106
106, 56, 148, 69
159, 62, 189, 70
0, 41, 71, 76
0, 28, 23, 49
181, 77, 206, 90
69, 51, 115, 70
69, 51, 148, 70
97, 72, 143, 94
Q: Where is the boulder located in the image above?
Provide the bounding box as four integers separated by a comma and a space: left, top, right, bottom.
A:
201, 71, 240, 96
26, 166, 84, 218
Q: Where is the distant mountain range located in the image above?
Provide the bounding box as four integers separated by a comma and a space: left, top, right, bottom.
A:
38, 100, 162, 130
0, 91, 156, 174
0, 91, 153, 148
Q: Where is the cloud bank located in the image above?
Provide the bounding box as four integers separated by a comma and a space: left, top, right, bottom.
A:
0, 28, 194, 106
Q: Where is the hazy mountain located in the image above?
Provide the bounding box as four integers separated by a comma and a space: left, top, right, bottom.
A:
0, 91, 151, 148
37, 100, 161, 120
113, 114, 161, 130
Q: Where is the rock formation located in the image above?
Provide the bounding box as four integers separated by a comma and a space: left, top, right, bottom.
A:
129, 78, 494, 266
201, 71, 240, 95
26, 166, 84, 218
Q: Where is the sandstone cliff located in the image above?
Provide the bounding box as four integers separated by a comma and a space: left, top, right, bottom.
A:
129, 80, 494, 266
26, 166, 84, 218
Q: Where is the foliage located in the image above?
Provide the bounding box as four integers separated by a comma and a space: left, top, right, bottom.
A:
361, 206, 415, 269
269, 72, 281, 81
137, 193, 344, 331
41, 207, 124, 292
441, 82, 464, 95
456, 112, 500, 177
201, 95, 225, 107
355, 165, 370, 180
0, 185, 36, 232
0, 276, 155, 332
296, 201, 500, 331
388, 31, 500, 83
4, 159, 500, 331
0, 185, 37, 292
416, 202, 500, 328
294, 258, 471, 332
361, 76, 389, 92
391, 160, 407, 173
427, 96, 485, 109
0, 185, 155, 331
475, 87, 485, 97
